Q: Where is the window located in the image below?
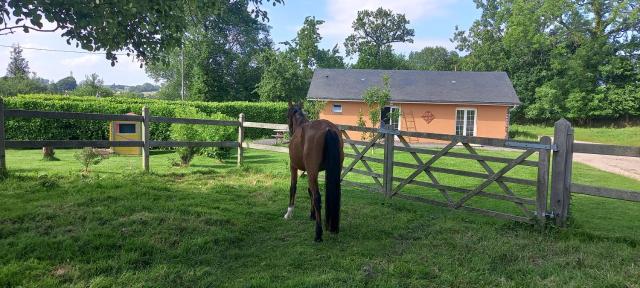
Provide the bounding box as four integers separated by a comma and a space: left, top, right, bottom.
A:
455, 108, 476, 136
118, 123, 136, 134
381, 106, 400, 130
332, 104, 342, 113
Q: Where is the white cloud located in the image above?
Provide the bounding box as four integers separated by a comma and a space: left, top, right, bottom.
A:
321, 0, 457, 42
60, 54, 101, 67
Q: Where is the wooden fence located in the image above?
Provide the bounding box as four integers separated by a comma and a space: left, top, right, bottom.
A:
0, 99, 637, 227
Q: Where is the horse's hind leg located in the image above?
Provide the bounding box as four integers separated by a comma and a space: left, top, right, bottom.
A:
308, 170, 323, 242
308, 188, 315, 220
284, 165, 298, 219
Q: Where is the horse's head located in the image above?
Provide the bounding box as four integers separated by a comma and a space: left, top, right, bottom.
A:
287, 101, 306, 136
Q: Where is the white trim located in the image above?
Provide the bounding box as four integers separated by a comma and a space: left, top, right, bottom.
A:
382, 105, 401, 130
308, 98, 517, 107
455, 107, 477, 136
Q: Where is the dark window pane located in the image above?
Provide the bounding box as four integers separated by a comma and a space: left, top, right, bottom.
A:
118, 123, 136, 134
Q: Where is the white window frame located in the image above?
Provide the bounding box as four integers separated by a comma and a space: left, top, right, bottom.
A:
332, 103, 343, 113
455, 108, 477, 136
382, 105, 401, 130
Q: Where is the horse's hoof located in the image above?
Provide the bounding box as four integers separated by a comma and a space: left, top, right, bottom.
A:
283, 207, 294, 219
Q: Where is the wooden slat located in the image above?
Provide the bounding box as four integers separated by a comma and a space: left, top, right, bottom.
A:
342, 180, 383, 193
394, 193, 534, 223
463, 143, 533, 218
398, 135, 453, 204
392, 176, 536, 205
392, 139, 459, 195
453, 149, 536, 208
149, 141, 239, 148
573, 142, 640, 158
393, 145, 538, 167
536, 136, 552, 220
242, 142, 289, 153
337, 124, 379, 133
341, 133, 383, 180
243, 122, 288, 130
572, 183, 640, 202
5, 140, 144, 148
5, 109, 144, 122
459, 206, 534, 224
346, 168, 383, 178
150, 116, 239, 126
341, 130, 383, 188
343, 153, 537, 187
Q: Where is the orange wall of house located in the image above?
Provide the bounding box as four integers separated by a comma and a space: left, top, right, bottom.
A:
319, 101, 510, 142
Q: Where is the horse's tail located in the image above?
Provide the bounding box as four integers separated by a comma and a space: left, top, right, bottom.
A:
324, 129, 341, 233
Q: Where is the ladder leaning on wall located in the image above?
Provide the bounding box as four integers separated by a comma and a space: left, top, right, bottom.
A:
402, 111, 419, 143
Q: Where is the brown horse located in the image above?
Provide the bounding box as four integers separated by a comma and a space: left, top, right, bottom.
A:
285, 102, 344, 242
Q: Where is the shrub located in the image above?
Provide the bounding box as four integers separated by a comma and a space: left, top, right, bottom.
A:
3, 94, 288, 141
170, 107, 236, 166
74, 148, 105, 172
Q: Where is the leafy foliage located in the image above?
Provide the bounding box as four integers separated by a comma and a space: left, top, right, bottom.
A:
3, 94, 288, 142
453, 0, 640, 123
5, 44, 29, 78
73, 148, 104, 173
361, 74, 396, 138
0, 0, 283, 65
344, 8, 414, 69
146, 1, 271, 101
70, 73, 113, 97
170, 107, 235, 165
408, 46, 460, 71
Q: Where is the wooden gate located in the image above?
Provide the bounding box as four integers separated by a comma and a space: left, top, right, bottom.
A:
339, 124, 553, 224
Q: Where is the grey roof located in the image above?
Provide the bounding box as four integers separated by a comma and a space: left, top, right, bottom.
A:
307, 69, 520, 105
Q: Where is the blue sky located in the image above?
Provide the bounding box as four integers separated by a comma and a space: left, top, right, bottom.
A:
0, 0, 478, 86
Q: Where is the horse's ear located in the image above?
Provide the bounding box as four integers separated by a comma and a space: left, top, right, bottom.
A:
288, 101, 293, 108
298, 100, 304, 108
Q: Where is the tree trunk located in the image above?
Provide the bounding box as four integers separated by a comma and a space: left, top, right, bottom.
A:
42, 146, 55, 160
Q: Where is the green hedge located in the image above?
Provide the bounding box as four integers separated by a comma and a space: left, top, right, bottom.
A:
2, 94, 288, 142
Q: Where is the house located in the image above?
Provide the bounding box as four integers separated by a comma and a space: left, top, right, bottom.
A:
307, 69, 520, 142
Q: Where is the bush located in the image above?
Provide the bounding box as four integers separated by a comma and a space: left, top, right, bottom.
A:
3, 94, 288, 142
170, 107, 236, 165
74, 148, 105, 173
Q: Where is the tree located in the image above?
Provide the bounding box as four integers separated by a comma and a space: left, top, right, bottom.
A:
257, 16, 344, 102
6, 44, 29, 78
72, 73, 113, 97
344, 8, 414, 68
146, 1, 271, 101
55, 75, 77, 92
408, 46, 460, 71
255, 49, 308, 102
0, 0, 282, 65
352, 45, 409, 69
452, 0, 640, 123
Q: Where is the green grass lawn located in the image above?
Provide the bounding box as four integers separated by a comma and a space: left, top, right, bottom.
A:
1, 148, 639, 287
510, 124, 640, 146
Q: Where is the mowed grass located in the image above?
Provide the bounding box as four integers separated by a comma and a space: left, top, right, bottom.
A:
510, 124, 640, 146
1, 148, 639, 287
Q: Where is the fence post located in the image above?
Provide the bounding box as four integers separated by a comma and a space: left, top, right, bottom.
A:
0, 98, 6, 178
382, 124, 395, 196
550, 119, 573, 226
536, 136, 552, 224
141, 106, 150, 172
237, 113, 245, 167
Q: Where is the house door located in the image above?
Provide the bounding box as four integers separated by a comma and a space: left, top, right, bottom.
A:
381, 106, 400, 130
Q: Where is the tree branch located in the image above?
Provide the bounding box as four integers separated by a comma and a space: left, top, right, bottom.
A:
0, 23, 60, 35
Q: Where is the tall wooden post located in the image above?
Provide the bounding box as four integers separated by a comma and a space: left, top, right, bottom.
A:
141, 106, 150, 172
382, 124, 395, 196
237, 113, 245, 167
536, 136, 552, 224
0, 98, 6, 178
550, 119, 573, 226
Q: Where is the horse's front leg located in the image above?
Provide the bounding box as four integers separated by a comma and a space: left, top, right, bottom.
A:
284, 165, 298, 219
308, 170, 323, 242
